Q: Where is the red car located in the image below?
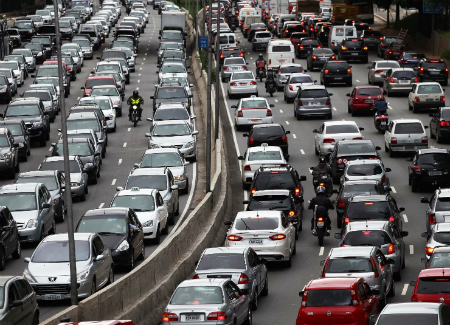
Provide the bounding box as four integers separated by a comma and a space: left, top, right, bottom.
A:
288, 0, 296, 13
296, 277, 379, 325
60, 321, 134, 325
347, 86, 385, 116
411, 268, 450, 305
384, 42, 406, 60
81, 76, 117, 97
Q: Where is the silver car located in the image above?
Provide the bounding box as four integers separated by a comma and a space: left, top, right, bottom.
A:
422, 223, 450, 262
221, 57, 248, 82
73, 38, 93, 59
113, 47, 136, 72
0, 183, 55, 243
422, 188, 450, 237
336, 220, 408, 280
233, 96, 274, 130
146, 120, 198, 161
157, 42, 184, 64
163, 278, 252, 325
27, 83, 59, 112
0, 68, 18, 95
150, 103, 195, 130
63, 129, 106, 158
61, 43, 85, 67
22, 90, 56, 122
294, 85, 333, 119
0, 61, 23, 87
194, 247, 268, 310
227, 71, 258, 99
367, 60, 400, 85
137, 148, 190, 194
382, 67, 418, 96
252, 31, 272, 51
90, 85, 123, 115
321, 246, 395, 308
370, 302, 448, 325
275, 64, 305, 90
284, 73, 314, 103
79, 96, 117, 132
11, 49, 36, 73
23, 233, 113, 300
341, 159, 391, 191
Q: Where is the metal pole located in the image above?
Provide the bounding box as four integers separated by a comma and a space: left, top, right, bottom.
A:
206, 0, 212, 192
432, 13, 435, 56
52, 0, 78, 306
214, 4, 220, 139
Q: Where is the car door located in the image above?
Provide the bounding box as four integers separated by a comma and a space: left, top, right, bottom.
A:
384, 121, 394, 146
314, 123, 324, 149
391, 225, 404, 259
129, 210, 142, 260
375, 249, 391, 295
156, 192, 168, 229
357, 281, 371, 315
168, 171, 179, 209
247, 249, 260, 295
92, 235, 108, 287
37, 187, 50, 234
0, 209, 15, 257
5, 280, 25, 325
408, 84, 416, 105
281, 213, 294, 249
388, 196, 402, 231
228, 281, 247, 324
363, 282, 378, 316
14, 278, 35, 325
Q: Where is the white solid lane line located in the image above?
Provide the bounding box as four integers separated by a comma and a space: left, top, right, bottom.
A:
403, 214, 408, 222
118, 159, 122, 165
123, 143, 127, 148
178, 162, 197, 223
391, 186, 397, 193
401, 284, 409, 295
98, 203, 104, 209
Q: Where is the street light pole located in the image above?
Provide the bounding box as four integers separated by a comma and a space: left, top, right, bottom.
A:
205, 0, 213, 192
214, 4, 219, 140
52, 0, 78, 306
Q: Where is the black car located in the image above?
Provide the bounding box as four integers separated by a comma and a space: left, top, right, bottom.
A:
281, 22, 305, 38
250, 165, 307, 207
328, 140, 381, 183
359, 30, 383, 49
296, 37, 322, 59
219, 47, 245, 66
7, 29, 21, 47
247, 23, 267, 41
0, 127, 20, 179
58, 20, 74, 40
313, 22, 333, 39
12, 20, 35, 41
51, 138, 101, 184
0, 75, 12, 104
30, 35, 53, 58
335, 180, 386, 227
353, 22, 371, 37
66, 111, 108, 147
338, 38, 368, 63
24, 43, 46, 64
430, 107, 450, 142
0, 206, 21, 270
1, 98, 50, 147
415, 58, 449, 86
377, 36, 397, 58
0, 119, 30, 161
15, 170, 67, 222
243, 123, 290, 155
150, 85, 192, 112
407, 148, 450, 192
317, 24, 332, 46
342, 194, 404, 232
306, 48, 335, 71
76, 207, 145, 271
245, 189, 302, 236
320, 60, 352, 87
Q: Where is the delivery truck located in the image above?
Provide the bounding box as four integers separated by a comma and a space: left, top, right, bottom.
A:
161, 11, 186, 33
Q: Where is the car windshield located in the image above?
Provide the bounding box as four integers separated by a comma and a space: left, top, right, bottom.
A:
392, 70, 416, 79
24, 92, 51, 101
37, 68, 58, 78
256, 32, 271, 38
54, 143, 91, 156
32, 37, 51, 45
74, 39, 91, 47
252, 126, 285, 137
0, 136, 8, 147
248, 150, 282, 161
160, 43, 182, 50
280, 66, 302, 73
254, 172, 296, 190
75, 0, 90, 6
347, 201, 391, 221
375, 62, 399, 69
0, 193, 36, 211
235, 217, 278, 230
67, 133, 94, 144
157, 88, 186, 99
126, 175, 167, 191
306, 290, 352, 306
14, 22, 33, 29
248, 195, 291, 210
271, 45, 292, 52
35, 78, 59, 87
25, 44, 42, 51
13, 50, 31, 57
338, 143, 375, 155
32, 240, 89, 262
163, 51, 184, 58
162, 31, 182, 40
197, 253, 245, 270
77, 215, 127, 234
342, 184, 381, 197
326, 258, 373, 273
102, 52, 126, 60
153, 124, 190, 136
344, 40, 362, 46
111, 195, 155, 211
225, 58, 245, 65
394, 123, 423, 134
171, 286, 223, 305
347, 163, 382, 176
290, 76, 312, 83
91, 87, 119, 97
418, 85, 442, 94
161, 65, 185, 73
0, 77, 8, 86
402, 53, 424, 59
231, 72, 254, 80
327, 63, 349, 70
80, 98, 112, 110
29, 16, 42, 22
0, 70, 12, 78
2, 124, 23, 136
0, 62, 18, 70
241, 100, 266, 108
300, 89, 328, 98
16, 176, 58, 190
417, 277, 450, 294
141, 152, 183, 167
5, 56, 23, 63
60, 21, 72, 28
326, 124, 359, 134
41, 160, 80, 173
67, 120, 100, 132
429, 252, 450, 267
425, 62, 447, 69
6, 104, 40, 117
434, 232, 450, 244
417, 153, 450, 167
342, 230, 391, 246
97, 65, 120, 73
357, 88, 382, 96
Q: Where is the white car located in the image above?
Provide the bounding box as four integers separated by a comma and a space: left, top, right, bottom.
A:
158, 62, 189, 83
79, 96, 116, 132
239, 144, 287, 186
340, 159, 391, 191
227, 71, 258, 99
61, 43, 85, 67
384, 119, 428, 157
225, 210, 296, 266
0, 61, 23, 86
283, 73, 315, 103
110, 187, 169, 244
313, 121, 364, 156
408, 82, 446, 113
233, 96, 274, 130
90, 86, 123, 115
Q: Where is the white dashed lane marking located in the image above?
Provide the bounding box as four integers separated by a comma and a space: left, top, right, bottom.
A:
332, 107, 337, 111
300, 149, 305, 154
118, 159, 122, 165
391, 186, 397, 193
410, 245, 414, 254
112, 179, 116, 185
403, 214, 408, 222
98, 203, 104, 208
292, 134, 297, 139
319, 247, 324, 256
123, 143, 127, 147
286, 121, 289, 125
401, 284, 409, 295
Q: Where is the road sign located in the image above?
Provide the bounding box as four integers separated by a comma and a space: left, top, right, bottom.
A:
423, 0, 443, 13
199, 36, 208, 49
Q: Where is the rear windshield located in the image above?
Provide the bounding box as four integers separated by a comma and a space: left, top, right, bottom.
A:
86, 79, 115, 88
280, 66, 303, 73
347, 163, 382, 176
394, 123, 424, 134
290, 76, 312, 83
235, 217, 278, 230
346, 201, 391, 221
430, 252, 450, 268
342, 184, 382, 198
252, 126, 284, 136
256, 32, 271, 38
24, 92, 51, 101
343, 40, 362, 47
171, 286, 223, 305
338, 143, 375, 155
355, 24, 370, 31
313, 48, 333, 55
424, 62, 447, 69
219, 35, 235, 44
334, 27, 355, 37
327, 63, 349, 69
306, 290, 352, 306
404, 53, 426, 59
291, 33, 307, 39
417, 277, 450, 294
40, 160, 80, 173
197, 253, 245, 270
357, 88, 382, 96
342, 230, 391, 246
225, 58, 245, 65
433, 232, 450, 244
377, 314, 437, 325
436, 197, 450, 212
442, 110, 450, 119
376, 62, 399, 68
271, 45, 292, 52
102, 52, 126, 60
301, 39, 319, 45
392, 71, 416, 79
418, 84, 442, 94
248, 151, 282, 161
40, 25, 56, 33
325, 124, 359, 134
417, 153, 450, 167
300, 89, 328, 98
248, 195, 291, 211
325, 258, 373, 273
254, 172, 296, 190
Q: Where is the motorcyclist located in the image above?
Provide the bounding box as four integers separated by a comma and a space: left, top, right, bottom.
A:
255, 53, 266, 76
265, 66, 276, 91
312, 157, 332, 176
372, 97, 388, 117
308, 186, 334, 234
127, 90, 144, 121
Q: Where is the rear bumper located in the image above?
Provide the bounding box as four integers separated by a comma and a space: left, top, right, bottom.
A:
296, 106, 332, 116
323, 75, 351, 84
413, 100, 445, 110
390, 143, 428, 152
340, 53, 368, 61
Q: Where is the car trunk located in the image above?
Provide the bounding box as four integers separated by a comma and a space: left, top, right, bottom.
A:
196, 269, 243, 283
242, 108, 268, 118
231, 230, 280, 250
299, 96, 329, 109
301, 306, 357, 325
415, 277, 450, 305
393, 123, 425, 146
252, 134, 285, 147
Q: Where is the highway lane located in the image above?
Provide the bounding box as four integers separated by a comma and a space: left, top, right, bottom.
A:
222, 22, 450, 324
3, 2, 196, 321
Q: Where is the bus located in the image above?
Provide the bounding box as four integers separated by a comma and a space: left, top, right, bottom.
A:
0, 16, 10, 60
333, 0, 374, 24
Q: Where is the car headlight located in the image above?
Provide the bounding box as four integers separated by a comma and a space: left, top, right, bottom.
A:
0, 152, 11, 159
29, 30, 33, 33
142, 219, 153, 227
84, 162, 94, 169
77, 269, 90, 282
149, 143, 160, 149
113, 100, 121, 105
71, 182, 80, 186
37, 52, 42, 56
109, 113, 116, 119
18, 142, 24, 147
184, 141, 195, 148
26, 218, 38, 228
32, 121, 43, 128
45, 106, 52, 111
173, 175, 183, 180
23, 269, 37, 283
0, 88, 6, 93
116, 239, 129, 252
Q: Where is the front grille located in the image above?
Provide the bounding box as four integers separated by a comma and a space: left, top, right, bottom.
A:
33, 284, 79, 295
16, 222, 25, 229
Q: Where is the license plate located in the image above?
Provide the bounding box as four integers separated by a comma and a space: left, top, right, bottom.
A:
399, 80, 409, 84
351, 53, 358, 56
278, 60, 285, 63
249, 239, 263, 244
317, 222, 324, 226
251, 119, 261, 122
365, 100, 374, 103
239, 83, 247, 86
44, 294, 62, 300
381, 121, 387, 125
405, 146, 415, 150
430, 71, 440, 75
429, 171, 443, 176
334, 77, 342, 80
393, 52, 399, 55
426, 98, 434, 102
184, 314, 202, 322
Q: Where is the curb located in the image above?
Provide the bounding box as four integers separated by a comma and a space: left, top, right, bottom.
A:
374, 12, 387, 23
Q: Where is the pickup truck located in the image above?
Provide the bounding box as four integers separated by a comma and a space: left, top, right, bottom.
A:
384, 42, 406, 60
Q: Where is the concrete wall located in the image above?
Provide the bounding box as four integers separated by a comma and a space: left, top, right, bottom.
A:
39, 11, 231, 325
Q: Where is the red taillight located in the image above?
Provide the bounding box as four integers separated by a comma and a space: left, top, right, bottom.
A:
414, 96, 420, 102
344, 217, 350, 224
207, 312, 226, 321
374, 70, 383, 74
288, 210, 295, 217
331, 56, 336, 60
230, 82, 237, 86
441, 96, 446, 102
336, 158, 348, 164
317, 45, 321, 48
381, 176, 386, 183
297, 100, 303, 106
251, 188, 256, 194
390, 77, 394, 83
289, 85, 293, 90
426, 246, 435, 255
446, 68, 449, 73
347, 68, 352, 73
326, 98, 331, 105
220, 54, 224, 58
413, 165, 422, 173
388, 243, 397, 254
414, 77, 418, 82
250, 81, 257, 85
389, 216, 395, 222
338, 199, 346, 208
299, 45, 304, 49
324, 69, 329, 74
379, 37, 383, 40
163, 313, 178, 322
323, 138, 335, 143
244, 165, 251, 171
238, 273, 249, 284
429, 213, 436, 224
312, 55, 317, 60
391, 137, 397, 144
282, 135, 287, 143
441, 121, 450, 127
419, 67, 424, 74
294, 187, 300, 197
371, 256, 379, 278
193, 274, 199, 279
266, 109, 272, 116
248, 137, 254, 145
228, 235, 243, 241
321, 257, 330, 278
269, 234, 286, 240
240, 53, 244, 57
352, 137, 363, 140
223, 66, 228, 70
422, 136, 428, 143
341, 46, 348, 50
237, 110, 243, 117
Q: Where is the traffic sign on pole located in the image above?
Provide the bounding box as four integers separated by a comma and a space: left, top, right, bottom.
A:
199, 36, 208, 48
423, 0, 443, 13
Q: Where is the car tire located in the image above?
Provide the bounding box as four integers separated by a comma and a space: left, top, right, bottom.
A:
385, 144, 389, 153
292, 241, 297, 255
351, 106, 356, 117
138, 243, 145, 260
175, 200, 180, 216
402, 256, 406, 269
39, 135, 46, 147
91, 174, 98, 185
261, 278, 268, 296
153, 226, 161, 244
49, 218, 56, 235
337, 215, 342, 228
0, 248, 6, 271
32, 313, 39, 325
413, 104, 418, 114
430, 125, 436, 139
80, 190, 86, 202
58, 206, 66, 223
315, 145, 319, 156
182, 179, 189, 195
251, 290, 258, 310
285, 252, 292, 268
394, 269, 402, 281
90, 279, 96, 296
168, 211, 175, 225
298, 218, 302, 231
12, 241, 21, 259
389, 146, 395, 158
378, 293, 387, 311
107, 266, 114, 285
161, 219, 169, 235
437, 132, 443, 144
388, 279, 396, 297
347, 104, 351, 113
411, 178, 419, 192
243, 307, 252, 325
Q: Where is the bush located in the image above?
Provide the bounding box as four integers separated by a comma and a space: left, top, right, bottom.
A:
441, 49, 450, 60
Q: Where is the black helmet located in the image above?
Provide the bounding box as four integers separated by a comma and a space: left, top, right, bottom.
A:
259, 53, 263, 58
133, 90, 139, 97
319, 157, 326, 164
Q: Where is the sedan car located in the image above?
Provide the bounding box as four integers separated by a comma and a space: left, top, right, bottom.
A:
423, 246, 450, 268
422, 223, 450, 261
0, 61, 24, 87
283, 73, 315, 103
346, 86, 385, 116
233, 96, 274, 130
275, 64, 305, 90
22, 89, 56, 122
382, 67, 418, 96
341, 159, 391, 190
313, 121, 363, 157
11, 49, 35, 73
367, 60, 401, 85
225, 210, 296, 266
150, 103, 195, 129
23, 233, 113, 299
79, 96, 116, 132
227, 71, 258, 99
90, 86, 123, 117
193, 247, 268, 310
306, 48, 336, 72
162, 278, 252, 325
221, 57, 248, 82
244, 123, 290, 155
157, 62, 189, 84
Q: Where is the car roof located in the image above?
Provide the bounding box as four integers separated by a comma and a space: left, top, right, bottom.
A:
84, 207, 130, 217
144, 148, 181, 154
252, 189, 290, 196
18, 170, 58, 178
433, 246, 450, 253
43, 233, 93, 242
247, 145, 281, 152
417, 81, 443, 86
235, 210, 281, 219
346, 159, 382, 166
382, 302, 442, 314
154, 120, 188, 126
67, 129, 95, 135
56, 137, 90, 144
252, 123, 282, 129
338, 139, 373, 145
347, 220, 389, 232
87, 76, 115, 80
0, 183, 40, 193
44, 155, 79, 162
179, 278, 228, 287
67, 112, 99, 119
349, 194, 387, 202
130, 167, 168, 176
392, 118, 423, 124
329, 246, 375, 257
116, 188, 157, 196
323, 121, 358, 126
307, 277, 360, 289
300, 85, 326, 90
343, 179, 380, 185
203, 247, 248, 255
419, 267, 450, 278
418, 148, 449, 155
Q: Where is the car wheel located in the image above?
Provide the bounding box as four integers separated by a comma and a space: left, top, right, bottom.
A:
80, 190, 86, 202
402, 256, 406, 269
91, 174, 98, 185
102, 149, 106, 158
388, 278, 396, 296
32, 313, 39, 325
378, 292, 387, 311
153, 226, 161, 244
394, 269, 402, 281
411, 178, 419, 192
251, 290, 258, 310
138, 242, 145, 260
315, 145, 319, 156
243, 307, 252, 325
168, 211, 175, 225
90, 279, 96, 296
261, 278, 268, 296
39, 135, 46, 147
285, 252, 292, 268
58, 206, 66, 223
292, 240, 297, 255
413, 104, 419, 114
347, 103, 351, 113
39, 227, 45, 241
0, 248, 5, 271
182, 179, 189, 195
430, 124, 436, 138
337, 215, 342, 228
49, 218, 56, 235
161, 218, 169, 235
175, 200, 180, 216
389, 146, 395, 158
12, 241, 21, 259
106, 266, 114, 285
437, 131, 443, 144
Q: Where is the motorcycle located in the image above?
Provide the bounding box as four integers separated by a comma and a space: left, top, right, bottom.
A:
311, 204, 329, 246
131, 105, 139, 127
257, 67, 266, 82
310, 168, 333, 197
374, 112, 389, 134
266, 80, 276, 97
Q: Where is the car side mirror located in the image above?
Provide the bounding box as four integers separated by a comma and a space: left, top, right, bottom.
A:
269, 104, 274, 107
312, 129, 318, 133
334, 233, 342, 239
398, 207, 405, 212
421, 232, 428, 238
319, 260, 325, 266
375, 146, 381, 150
94, 254, 105, 261
243, 200, 250, 204
259, 258, 267, 264
116, 186, 124, 191
401, 231, 408, 237
359, 127, 364, 131
429, 113, 435, 117
385, 168, 391, 172
13, 143, 19, 148
243, 134, 248, 137
346, 93, 350, 96
192, 130, 199, 135
238, 156, 244, 160
424, 125, 429, 129
231, 105, 237, 108
24, 257, 31, 263
328, 93, 333, 96
370, 315, 379, 323
224, 220, 232, 226
145, 133, 151, 138
42, 203, 51, 209
298, 291, 305, 297
10, 300, 23, 308
386, 258, 395, 265
367, 66, 371, 69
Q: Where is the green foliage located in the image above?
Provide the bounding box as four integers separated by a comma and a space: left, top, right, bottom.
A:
437, 30, 450, 38
373, 0, 393, 10
441, 49, 450, 60
393, 12, 419, 36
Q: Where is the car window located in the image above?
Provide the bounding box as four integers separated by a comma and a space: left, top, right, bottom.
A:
326, 258, 372, 272
417, 85, 442, 94
0, 211, 9, 228
346, 163, 382, 176
357, 283, 366, 300
14, 280, 31, 300
326, 62, 349, 70
342, 230, 391, 246
38, 188, 46, 208
394, 123, 424, 134
300, 89, 328, 98
93, 236, 105, 255
8, 283, 20, 304
424, 62, 447, 69
325, 124, 359, 134
356, 88, 382, 96
346, 201, 391, 221
235, 217, 278, 230
228, 281, 243, 297
271, 45, 292, 52
306, 289, 352, 306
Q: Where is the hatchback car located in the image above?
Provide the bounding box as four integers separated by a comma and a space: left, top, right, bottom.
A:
0, 61, 23, 87
399, 51, 426, 67
221, 57, 248, 82
66, 112, 108, 147
11, 49, 35, 73
338, 38, 368, 63
252, 31, 272, 51
424, 246, 450, 268
341, 159, 391, 191
430, 107, 450, 143
313, 121, 363, 156
0, 206, 21, 271
408, 82, 446, 113
347, 86, 385, 116
372, 302, 449, 325
381, 67, 417, 97
275, 64, 305, 90
410, 268, 450, 305
360, 29, 383, 48
377, 36, 397, 57
384, 119, 428, 156
296, 37, 322, 59
233, 96, 274, 130
283, 73, 314, 103
306, 48, 335, 72
22, 90, 56, 122
227, 71, 258, 99
422, 188, 450, 237
320, 60, 352, 87
415, 58, 449, 85
367, 60, 401, 85
422, 223, 450, 260
294, 85, 333, 120
244, 123, 289, 155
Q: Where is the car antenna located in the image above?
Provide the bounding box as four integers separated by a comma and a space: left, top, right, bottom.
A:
439, 187, 442, 194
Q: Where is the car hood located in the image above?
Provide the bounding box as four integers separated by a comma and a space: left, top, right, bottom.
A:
13, 135, 25, 143
11, 210, 38, 224
151, 134, 193, 146
135, 210, 158, 223
60, 27, 72, 32
28, 259, 91, 279
0, 147, 12, 154
98, 233, 127, 250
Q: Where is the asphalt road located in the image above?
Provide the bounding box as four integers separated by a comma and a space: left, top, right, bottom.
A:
220, 17, 450, 324
3, 2, 196, 321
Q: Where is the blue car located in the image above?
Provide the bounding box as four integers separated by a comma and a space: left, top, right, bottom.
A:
399, 51, 426, 67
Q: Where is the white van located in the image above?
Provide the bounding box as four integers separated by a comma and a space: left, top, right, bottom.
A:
329, 25, 357, 51
239, 7, 260, 20
267, 40, 295, 68
214, 32, 237, 52
243, 15, 262, 37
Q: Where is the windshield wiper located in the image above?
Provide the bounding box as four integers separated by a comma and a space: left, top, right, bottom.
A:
97, 231, 122, 235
